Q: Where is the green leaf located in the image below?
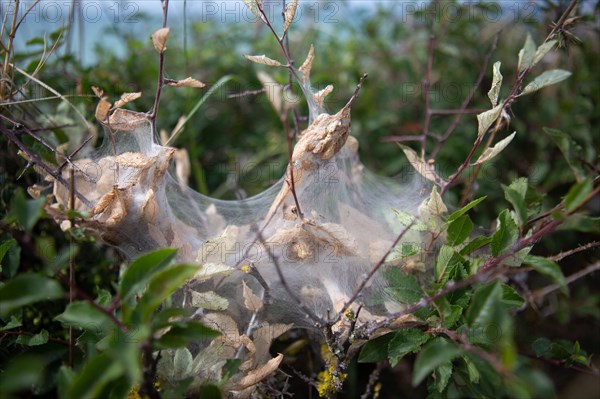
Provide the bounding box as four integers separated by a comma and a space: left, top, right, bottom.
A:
0, 315, 22, 331
388, 328, 428, 367
155, 320, 220, 349
0, 274, 64, 316
503, 178, 528, 227
174, 347, 193, 377
524, 255, 567, 294
55, 301, 114, 331
0, 355, 45, 394
460, 235, 492, 256
443, 304, 464, 328
435, 245, 464, 285
119, 248, 178, 303
521, 69, 571, 96
57, 365, 76, 399
67, 352, 124, 399
132, 264, 199, 323
447, 215, 474, 246
466, 281, 502, 329
543, 128, 586, 182
434, 362, 453, 393
462, 355, 480, 383
491, 210, 519, 257
15, 329, 49, 346
532, 337, 551, 357
564, 179, 593, 212
501, 284, 525, 309
447, 196, 487, 222
358, 332, 395, 363
412, 338, 461, 386
557, 215, 600, 234
0, 237, 20, 277
383, 270, 424, 305
6, 189, 45, 231
517, 33, 536, 72
0, 239, 16, 265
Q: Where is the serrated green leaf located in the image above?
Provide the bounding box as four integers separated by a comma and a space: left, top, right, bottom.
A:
447, 215, 474, 246
557, 215, 600, 233
0, 274, 64, 316
501, 284, 525, 309
524, 255, 567, 294
435, 245, 462, 285
488, 61, 503, 107
564, 179, 593, 212
132, 264, 199, 323
518, 33, 536, 72
491, 210, 519, 257
412, 338, 461, 386
477, 103, 503, 137
119, 248, 178, 303
388, 328, 428, 367
466, 281, 502, 328
447, 196, 487, 222
543, 127, 586, 182
472, 132, 516, 165
460, 235, 492, 256
444, 304, 464, 328
15, 329, 49, 346
434, 362, 453, 393
358, 332, 395, 363
462, 355, 480, 383
521, 69, 572, 96
383, 270, 424, 304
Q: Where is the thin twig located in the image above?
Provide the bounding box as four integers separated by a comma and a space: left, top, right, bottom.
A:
533, 261, 600, 301
549, 241, 600, 262
334, 219, 416, 324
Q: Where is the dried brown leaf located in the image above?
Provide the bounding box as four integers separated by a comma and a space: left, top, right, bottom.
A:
237, 354, 284, 389
113, 92, 142, 109
313, 84, 333, 108
244, 54, 282, 67
167, 77, 206, 88
299, 44, 315, 82
151, 27, 170, 53
242, 280, 263, 312
95, 97, 111, 122
283, 0, 299, 33
91, 86, 104, 97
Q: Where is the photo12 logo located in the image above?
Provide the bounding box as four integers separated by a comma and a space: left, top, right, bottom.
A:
1, 1, 140, 24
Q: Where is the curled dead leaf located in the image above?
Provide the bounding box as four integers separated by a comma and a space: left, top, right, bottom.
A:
299, 44, 315, 82
244, 54, 282, 67
313, 84, 333, 108
151, 27, 170, 53
95, 96, 111, 122
113, 92, 142, 109
242, 280, 263, 312
237, 354, 284, 389
167, 77, 206, 88
283, 0, 299, 33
